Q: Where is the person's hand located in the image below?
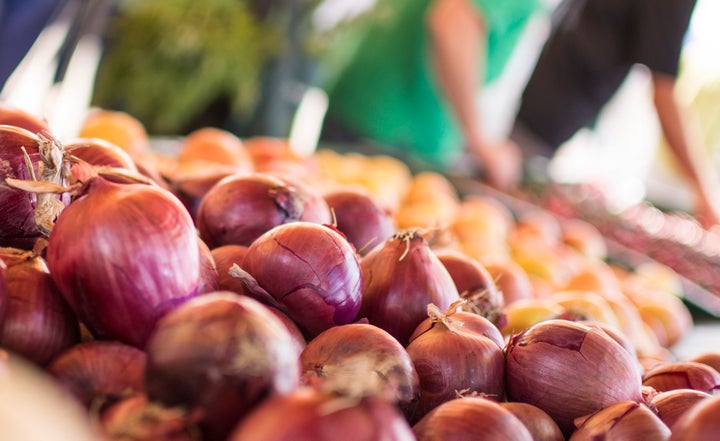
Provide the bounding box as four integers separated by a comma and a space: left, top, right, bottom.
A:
469, 137, 523, 190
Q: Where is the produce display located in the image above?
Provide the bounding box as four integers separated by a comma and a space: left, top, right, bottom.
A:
0, 104, 719, 440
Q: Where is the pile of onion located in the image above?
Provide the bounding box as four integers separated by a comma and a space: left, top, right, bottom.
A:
569, 400, 670, 440
505, 319, 644, 436
649, 388, 713, 431
240, 222, 362, 339
144, 292, 300, 441
0, 247, 79, 366
359, 230, 460, 345
46, 175, 200, 347
669, 395, 720, 440
405, 300, 505, 422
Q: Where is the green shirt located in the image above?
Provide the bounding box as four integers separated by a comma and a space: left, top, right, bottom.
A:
325, 0, 541, 169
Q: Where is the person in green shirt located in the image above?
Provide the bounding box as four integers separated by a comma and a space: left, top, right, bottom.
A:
321, 0, 542, 187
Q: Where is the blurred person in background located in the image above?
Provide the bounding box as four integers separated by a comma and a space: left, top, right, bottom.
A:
320, 0, 544, 188
509, 0, 720, 227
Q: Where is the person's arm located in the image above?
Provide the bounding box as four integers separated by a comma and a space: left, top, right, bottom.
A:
652, 72, 720, 228
426, 0, 522, 188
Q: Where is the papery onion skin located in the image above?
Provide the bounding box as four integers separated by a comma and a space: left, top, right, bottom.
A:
690, 352, 720, 374
412, 397, 534, 441
145, 292, 300, 441
359, 230, 460, 346
499, 402, 564, 441
197, 238, 219, 295
99, 393, 198, 441
46, 177, 200, 348
196, 172, 305, 248
210, 244, 250, 293
0, 125, 68, 249
242, 222, 363, 339
228, 387, 416, 441
505, 319, 643, 437
0, 258, 7, 324
47, 340, 147, 408
324, 189, 396, 255
569, 400, 670, 441
0, 103, 50, 133
300, 323, 419, 417
0, 251, 79, 366
668, 395, 720, 441
642, 361, 720, 394
649, 388, 713, 431
65, 138, 138, 171
406, 309, 505, 422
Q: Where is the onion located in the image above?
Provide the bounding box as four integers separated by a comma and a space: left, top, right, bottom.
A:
99, 393, 199, 441
649, 388, 713, 431
642, 361, 720, 394
279, 175, 332, 224
569, 400, 670, 441
484, 260, 533, 305
669, 395, 720, 440
196, 172, 305, 248
145, 292, 300, 441
505, 319, 644, 436
46, 340, 147, 409
0, 248, 79, 366
323, 188, 397, 255
434, 248, 505, 327
0, 103, 50, 133
0, 125, 69, 248
0, 350, 99, 441
359, 230, 460, 346
210, 244, 249, 293
65, 138, 138, 171
45, 176, 200, 347
228, 387, 416, 441
196, 238, 219, 294
690, 352, 720, 374
299, 323, 419, 417
0, 258, 6, 320
412, 396, 534, 441
405, 301, 505, 422
241, 222, 363, 338
499, 402, 565, 441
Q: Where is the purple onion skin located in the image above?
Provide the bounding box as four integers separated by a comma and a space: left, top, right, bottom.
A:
669, 395, 720, 441
505, 319, 644, 437
46, 177, 200, 348
324, 189, 396, 255
569, 401, 670, 441
196, 173, 305, 248
359, 231, 460, 346
229, 388, 416, 441
211, 244, 250, 294
47, 340, 147, 408
0, 255, 80, 366
0, 126, 68, 249
242, 222, 363, 339
145, 292, 300, 441
197, 238, 219, 294
0, 258, 6, 322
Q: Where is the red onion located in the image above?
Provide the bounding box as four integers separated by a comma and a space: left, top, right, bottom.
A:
0, 125, 69, 249
196, 238, 219, 294
690, 352, 720, 374
324, 188, 396, 255
210, 244, 249, 293
171, 167, 235, 221
0, 248, 79, 365
669, 395, 720, 440
228, 387, 416, 441
649, 388, 713, 431
64, 138, 138, 171
642, 361, 720, 394
0, 258, 7, 323
99, 393, 199, 441
46, 340, 147, 409
499, 402, 565, 441
0, 103, 50, 133
405, 301, 505, 422
412, 397, 534, 441
279, 175, 332, 224
299, 323, 419, 417
196, 172, 305, 248
46, 176, 200, 347
434, 248, 505, 327
484, 260, 533, 306
505, 319, 643, 437
569, 400, 670, 441
359, 230, 460, 346
241, 222, 363, 338
145, 292, 300, 441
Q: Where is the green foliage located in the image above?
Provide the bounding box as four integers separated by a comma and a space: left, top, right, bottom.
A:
92, 0, 281, 135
